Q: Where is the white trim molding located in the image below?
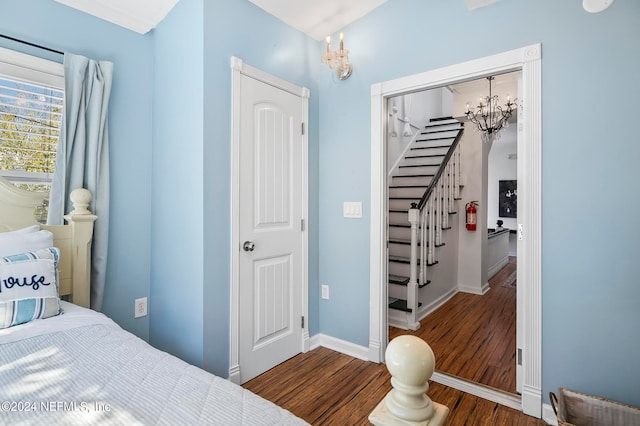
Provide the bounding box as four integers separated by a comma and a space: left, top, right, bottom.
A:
432, 372, 522, 412
229, 56, 310, 384
369, 44, 542, 417
310, 334, 370, 361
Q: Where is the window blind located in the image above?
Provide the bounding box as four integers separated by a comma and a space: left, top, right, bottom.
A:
0, 76, 63, 186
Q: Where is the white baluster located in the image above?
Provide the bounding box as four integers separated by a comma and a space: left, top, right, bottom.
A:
419, 208, 426, 286
428, 198, 435, 265
442, 167, 449, 230
448, 162, 454, 214
435, 179, 442, 246
455, 144, 461, 200
408, 207, 420, 330
369, 335, 449, 426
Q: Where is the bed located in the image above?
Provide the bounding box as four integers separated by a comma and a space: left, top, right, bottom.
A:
0, 176, 308, 425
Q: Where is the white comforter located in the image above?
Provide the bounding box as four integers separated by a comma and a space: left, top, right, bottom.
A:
0, 302, 308, 425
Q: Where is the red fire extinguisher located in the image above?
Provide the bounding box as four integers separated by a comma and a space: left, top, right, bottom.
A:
466, 201, 478, 231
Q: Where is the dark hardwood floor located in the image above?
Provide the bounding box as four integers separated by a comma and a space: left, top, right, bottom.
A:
243, 345, 544, 425
390, 257, 518, 393
243, 258, 540, 424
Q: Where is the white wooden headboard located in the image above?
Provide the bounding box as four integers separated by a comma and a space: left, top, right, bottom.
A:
0, 176, 97, 308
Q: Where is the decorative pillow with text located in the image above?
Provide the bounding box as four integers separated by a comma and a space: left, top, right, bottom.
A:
0, 247, 60, 329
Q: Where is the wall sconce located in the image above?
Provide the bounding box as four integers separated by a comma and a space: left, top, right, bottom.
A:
321, 32, 353, 80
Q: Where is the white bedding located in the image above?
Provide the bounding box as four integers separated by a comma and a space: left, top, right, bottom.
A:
0, 302, 308, 425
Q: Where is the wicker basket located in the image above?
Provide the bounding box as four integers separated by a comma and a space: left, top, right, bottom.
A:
550, 388, 640, 426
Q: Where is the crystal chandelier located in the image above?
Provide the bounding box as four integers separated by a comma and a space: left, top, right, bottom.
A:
465, 76, 517, 142
321, 32, 353, 80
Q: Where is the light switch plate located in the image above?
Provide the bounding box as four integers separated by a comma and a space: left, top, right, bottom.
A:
343, 202, 362, 218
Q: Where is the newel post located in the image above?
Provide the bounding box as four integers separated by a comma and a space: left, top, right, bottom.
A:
407, 205, 420, 330
369, 335, 449, 426
63, 188, 97, 309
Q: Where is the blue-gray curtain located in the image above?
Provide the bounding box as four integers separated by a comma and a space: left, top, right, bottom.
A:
48, 53, 113, 311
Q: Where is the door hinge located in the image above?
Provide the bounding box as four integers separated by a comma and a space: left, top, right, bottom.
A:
517, 348, 523, 365
301, 219, 305, 231
301, 122, 305, 135
301, 316, 305, 328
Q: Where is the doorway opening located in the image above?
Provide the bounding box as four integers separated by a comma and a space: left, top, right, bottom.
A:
385, 70, 521, 397
368, 44, 542, 417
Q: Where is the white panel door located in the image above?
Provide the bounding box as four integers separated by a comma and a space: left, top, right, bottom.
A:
238, 74, 303, 383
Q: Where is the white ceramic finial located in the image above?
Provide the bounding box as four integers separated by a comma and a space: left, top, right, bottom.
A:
384, 335, 436, 422
69, 188, 92, 215
369, 335, 449, 425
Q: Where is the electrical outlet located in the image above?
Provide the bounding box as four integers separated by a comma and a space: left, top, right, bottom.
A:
321, 285, 329, 300
134, 297, 147, 318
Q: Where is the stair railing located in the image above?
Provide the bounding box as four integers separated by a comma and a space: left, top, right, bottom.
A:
407, 126, 464, 326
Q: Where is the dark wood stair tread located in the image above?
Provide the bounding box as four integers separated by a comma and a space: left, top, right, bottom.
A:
392, 173, 434, 178
399, 164, 439, 168
389, 299, 423, 313
411, 145, 453, 150
420, 128, 462, 135
404, 153, 445, 159
389, 274, 409, 285
389, 274, 431, 288
388, 238, 413, 245
389, 255, 411, 264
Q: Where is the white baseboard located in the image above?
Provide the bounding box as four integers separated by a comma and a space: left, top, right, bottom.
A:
431, 372, 522, 411
488, 255, 509, 279
228, 364, 240, 384
458, 282, 490, 295
417, 287, 457, 321
389, 288, 459, 330
309, 333, 370, 361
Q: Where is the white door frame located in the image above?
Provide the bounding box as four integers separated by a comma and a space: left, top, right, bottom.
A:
229, 56, 310, 384
369, 44, 542, 417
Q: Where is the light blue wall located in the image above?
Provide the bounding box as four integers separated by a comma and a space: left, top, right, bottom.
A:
150, 0, 205, 367
317, 0, 640, 406
5, 0, 638, 410
151, 0, 320, 375
0, 0, 153, 340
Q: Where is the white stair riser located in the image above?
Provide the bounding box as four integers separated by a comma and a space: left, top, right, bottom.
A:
389, 261, 411, 277
388, 285, 407, 299
395, 165, 439, 176
389, 210, 410, 224
417, 129, 460, 140
389, 242, 412, 258
389, 225, 411, 240
389, 186, 425, 199
424, 121, 462, 131
389, 198, 417, 211
400, 156, 444, 167
409, 146, 450, 156
392, 175, 431, 186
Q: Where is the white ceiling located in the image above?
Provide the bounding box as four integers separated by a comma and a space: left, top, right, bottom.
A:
54, 0, 180, 35
52, 0, 613, 38
248, 0, 387, 41
52, 0, 522, 38
52, 0, 389, 39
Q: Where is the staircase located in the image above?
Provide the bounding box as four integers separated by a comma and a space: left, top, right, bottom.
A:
388, 117, 464, 330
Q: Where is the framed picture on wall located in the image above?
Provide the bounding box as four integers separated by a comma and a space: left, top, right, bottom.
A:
499, 180, 517, 218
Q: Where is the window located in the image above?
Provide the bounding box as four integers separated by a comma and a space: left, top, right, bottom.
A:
0, 47, 64, 221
